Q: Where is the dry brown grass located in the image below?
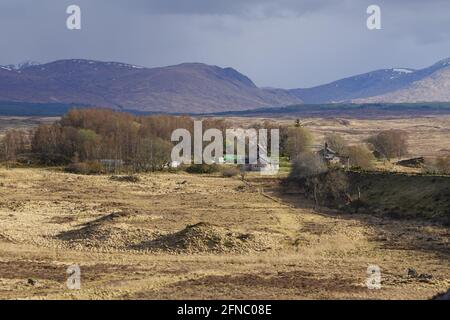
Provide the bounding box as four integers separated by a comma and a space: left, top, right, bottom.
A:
0, 168, 448, 300
0, 116, 58, 138
229, 115, 450, 158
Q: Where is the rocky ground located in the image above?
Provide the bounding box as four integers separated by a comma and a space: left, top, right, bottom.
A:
0, 168, 448, 300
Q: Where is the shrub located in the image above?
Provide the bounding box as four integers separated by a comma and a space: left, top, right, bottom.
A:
367, 129, 409, 160
110, 175, 140, 183
316, 170, 349, 203
290, 152, 327, 179
424, 155, 450, 174
324, 133, 348, 155
345, 145, 375, 170
168, 164, 187, 173
65, 161, 103, 175
185, 164, 220, 174
222, 167, 240, 177
286, 127, 313, 160
296, 169, 349, 207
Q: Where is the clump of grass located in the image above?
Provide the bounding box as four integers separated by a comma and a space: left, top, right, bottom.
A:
185, 164, 220, 174
222, 167, 240, 178
65, 161, 103, 175
110, 175, 140, 183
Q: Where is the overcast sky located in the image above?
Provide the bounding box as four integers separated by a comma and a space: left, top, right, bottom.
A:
1, 0, 450, 88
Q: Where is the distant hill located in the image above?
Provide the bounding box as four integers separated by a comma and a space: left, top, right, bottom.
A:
0, 60, 301, 114
4, 57, 450, 115
289, 57, 450, 104
353, 59, 450, 103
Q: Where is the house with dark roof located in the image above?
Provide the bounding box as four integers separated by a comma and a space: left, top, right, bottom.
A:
317, 143, 343, 165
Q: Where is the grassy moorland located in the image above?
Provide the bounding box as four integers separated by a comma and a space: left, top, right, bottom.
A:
212, 103, 450, 119
0, 168, 448, 300
0, 110, 449, 300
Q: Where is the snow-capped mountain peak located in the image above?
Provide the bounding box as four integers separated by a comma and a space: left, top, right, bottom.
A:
5, 61, 41, 71
392, 68, 414, 74
435, 57, 450, 67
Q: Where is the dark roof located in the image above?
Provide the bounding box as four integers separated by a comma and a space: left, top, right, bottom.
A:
318, 146, 337, 156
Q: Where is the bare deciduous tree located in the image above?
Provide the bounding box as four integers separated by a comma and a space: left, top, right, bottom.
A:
367, 129, 409, 160
286, 127, 313, 160
324, 133, 348, 155
1, 130, 29, 167
30, 108, 193, 172
290, 152, 327, 179
345, 145, 375, 170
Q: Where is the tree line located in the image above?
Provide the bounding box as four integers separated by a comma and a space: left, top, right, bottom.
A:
0, 109, 227, 172
0, 109, 449, 176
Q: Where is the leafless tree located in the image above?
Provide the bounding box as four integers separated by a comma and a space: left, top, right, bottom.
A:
367, 129, 409, 160
324, 133, 348, 155
345, 145, 375, 170
290, 152, 327, 179
1, 130, 29, 167
286, 127, 313, 160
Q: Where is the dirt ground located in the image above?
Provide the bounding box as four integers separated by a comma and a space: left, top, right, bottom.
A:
0, 168, 448, 300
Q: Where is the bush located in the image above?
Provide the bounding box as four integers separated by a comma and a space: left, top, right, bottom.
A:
110, 175, 140, 183
168, 164, 187, 173
287, 127, 313, 159
367, 129, 408, 160
345, 145, 375, 170
290, 152, 327, 179
294, 168, 349, 207
316, 170, 349, 203
65, 161, 103, 175
324, 133, 348, 155
185, 164, 220, 174
222, 166, 240, 177
424, 156, 450, 175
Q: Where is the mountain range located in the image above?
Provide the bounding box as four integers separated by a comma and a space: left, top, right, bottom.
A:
2, 57, 450, 113
290, 57, 450, 104
0, 60, 301, 113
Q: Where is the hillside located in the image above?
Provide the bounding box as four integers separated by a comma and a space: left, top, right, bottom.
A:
354, 60, 450, 103
347, 172, 450, 225
4, 57, 450, 114
0, 60, 301, 114
290, 68, 417, 103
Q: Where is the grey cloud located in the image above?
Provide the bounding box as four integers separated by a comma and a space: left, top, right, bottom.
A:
103, 0, 337, 17
1, 0, 450, 88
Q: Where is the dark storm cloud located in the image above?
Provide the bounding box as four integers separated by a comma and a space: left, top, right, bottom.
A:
1, 0, 450, 87
104, 0, 450, 18
103, 0, 336, 16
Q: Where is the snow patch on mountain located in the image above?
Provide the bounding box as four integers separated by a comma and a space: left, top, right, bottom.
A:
392, 68, 414, 74
104, 61, 144, 69
4, 61, 41, 71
